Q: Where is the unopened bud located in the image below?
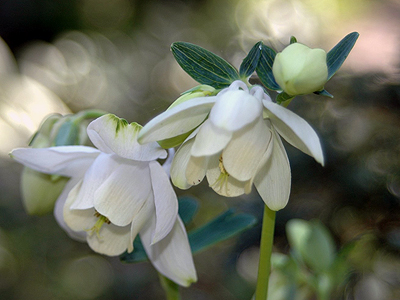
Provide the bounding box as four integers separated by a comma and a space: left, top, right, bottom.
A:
272, 43, 328, 96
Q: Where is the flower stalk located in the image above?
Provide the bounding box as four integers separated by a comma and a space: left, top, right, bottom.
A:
159, 273, 181, 300
255, 204, 276, 300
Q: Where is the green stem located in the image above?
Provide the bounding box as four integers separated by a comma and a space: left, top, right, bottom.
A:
255, 204, 276, 300
158, 273, 181, 300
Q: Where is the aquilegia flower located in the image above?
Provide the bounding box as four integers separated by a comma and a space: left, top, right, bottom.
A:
138, 80, 324, 210
11, 114, 197, 287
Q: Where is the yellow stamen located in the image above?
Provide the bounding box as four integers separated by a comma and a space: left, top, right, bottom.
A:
210, 155, 231, 196
86, 211, 111, 239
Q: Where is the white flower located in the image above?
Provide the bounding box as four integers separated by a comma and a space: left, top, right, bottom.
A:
272, 43, 328, 95
138, 81, 324, 210
10, 114, 197, 287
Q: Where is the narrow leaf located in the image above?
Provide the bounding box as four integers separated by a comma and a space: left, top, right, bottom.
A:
188, 209, 257, 254
120, 237, 147, 263
171, 42, 240, 89
256, 44, 281, 91
178, 196, 199, 225
327, 32, 359, 80
239, 41, 262, 78
120, 207, 257, 263
290, 36, 297, 44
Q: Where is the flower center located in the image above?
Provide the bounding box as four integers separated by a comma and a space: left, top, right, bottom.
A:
218, 155, 228, 175
87, 211, 111, 239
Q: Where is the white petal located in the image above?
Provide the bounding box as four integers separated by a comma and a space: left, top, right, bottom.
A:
263, 101, 324, 165
209, 90, 262, 132
10, 146, 99, 177
54, 177, 86, 242
70, 153, 120, 210
87, 114, 167, 161
94, 161, 152, 227
206, 156, 249, 197
149, 161, 178, 244
140, 216, 197, 287
254, 129, 291, 211
191, 121, 232, 157
128, 194, 155, 253
223, 117, 272, 181
86, 223, 132, 256
186, 155, 210, 187
138, 97, 216, 144
170, 139, 195, 190
63, 181, 98, 231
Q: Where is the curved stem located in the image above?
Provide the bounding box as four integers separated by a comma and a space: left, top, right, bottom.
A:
158, 273, 181, 300
255, 204, 276, 300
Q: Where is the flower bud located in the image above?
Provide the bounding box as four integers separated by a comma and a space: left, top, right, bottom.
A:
21, 113, 91, 215
272, 43, 328, 96
20, 168, 69, 215
168, 85, 215, 110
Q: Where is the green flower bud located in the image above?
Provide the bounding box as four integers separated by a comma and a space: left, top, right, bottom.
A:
20, 111, 101, 215
272, 43, 328, 96
167, 85, 215, 110
157, 85, 215, 149
21, 168, 69, 215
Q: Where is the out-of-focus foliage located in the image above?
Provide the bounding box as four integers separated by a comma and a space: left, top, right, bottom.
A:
1, 0, 400, 299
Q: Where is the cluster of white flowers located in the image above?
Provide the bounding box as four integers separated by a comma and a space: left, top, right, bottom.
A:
10, 41, 328, 288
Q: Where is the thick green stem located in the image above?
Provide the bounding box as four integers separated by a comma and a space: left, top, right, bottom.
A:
255, 204, 276, 300
158, 273, 181, 300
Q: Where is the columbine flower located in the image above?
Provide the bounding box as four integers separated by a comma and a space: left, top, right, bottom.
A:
10, 114, 197, 287
138, 80, 324, 210
272, 43, 328, 96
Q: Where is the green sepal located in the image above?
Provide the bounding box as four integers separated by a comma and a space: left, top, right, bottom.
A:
239, 41, 262, 79
171, 42, 240, 89
290, 36, 297, 44
327, 32, 359, 80
276, 92, 295, 105
55, 120, 80, 146
157, 129, 194, 149
314, 89, 334, 98
120, 197, 257, 263
256, 44, 281, 91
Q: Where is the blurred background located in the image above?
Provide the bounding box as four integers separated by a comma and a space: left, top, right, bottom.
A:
0, 0, 400, 299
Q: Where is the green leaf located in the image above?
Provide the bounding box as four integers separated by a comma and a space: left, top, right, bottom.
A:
314, 89, 333, 98
120, 237, 147, 263
286, 219, 336, 273
256, 44, 281, 91
120, 201, 257, 263
290, 36, 297, 44
55, 120, 80, 146
188, 209, 257, 254
327, 32, 359, 80
178, 196, 199, 225
171, 42, 240, 89
239, 41, 262, 79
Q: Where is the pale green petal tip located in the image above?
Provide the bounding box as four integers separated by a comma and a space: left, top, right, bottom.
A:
183, 277, 198, 287
103, 114, 142, 135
